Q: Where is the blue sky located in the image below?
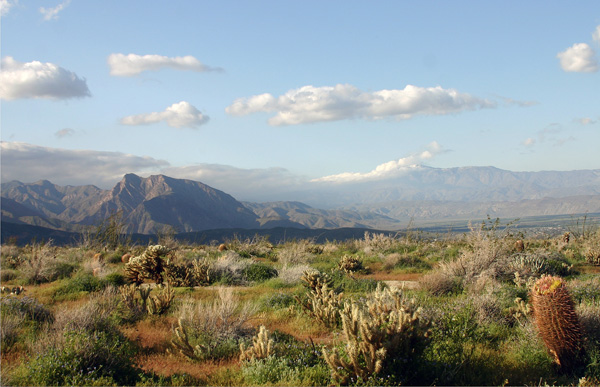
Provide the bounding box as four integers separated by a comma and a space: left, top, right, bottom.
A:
1, 1, 599, 201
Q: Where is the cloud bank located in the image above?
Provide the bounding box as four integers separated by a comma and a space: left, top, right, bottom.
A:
39, 0, 70, 20
0, 56, 90, 100
120, 101, 209, 128
226, 84, 495, 125
312, 141, 446, 183
557, 25, 600, 73
0, 0, 17, 16
108, 53, 223, 76
1, 142, 169, 188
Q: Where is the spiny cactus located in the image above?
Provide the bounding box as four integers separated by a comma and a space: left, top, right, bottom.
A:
338, 254, 364, 274
146, 283, 175, 315
295, 283, 343, 328
323, 285, 430, 385
301, 269, 334, 291
124, 245, 171, 285
239, 325, 273, 362
531, 275, 585, 373
170, 318, 203, 360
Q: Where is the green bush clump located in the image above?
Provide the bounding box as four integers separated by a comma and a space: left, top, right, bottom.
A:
0, 295, 54, 324
53, 273, 104, 299
260, 292, 296, 309
10, 329, 139, 386
243, 262, 278, 283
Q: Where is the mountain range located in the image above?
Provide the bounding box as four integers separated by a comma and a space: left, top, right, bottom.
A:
2, 166, 600, 236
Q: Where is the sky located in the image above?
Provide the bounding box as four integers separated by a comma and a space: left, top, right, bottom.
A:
1, 1, 599, 202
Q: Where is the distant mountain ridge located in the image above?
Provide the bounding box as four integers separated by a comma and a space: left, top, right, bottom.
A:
2, 167, 600, 235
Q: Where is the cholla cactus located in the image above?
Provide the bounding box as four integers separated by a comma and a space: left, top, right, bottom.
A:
323, 285, 430, 385
124, 245, 171, 284
338, 254, 363, 274
239, 325, 273, 362
296, 284, 343, 328
146, 283, 175, 315
301, 269, 333, 291
170, 318, 203, 360
531, 275, 585, 372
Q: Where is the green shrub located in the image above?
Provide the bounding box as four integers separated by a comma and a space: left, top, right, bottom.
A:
53, 273, 104, 299
11, 329, 139, 386
260, 292, 296, 310
243, 262, 278, 283
0, 296, 54, 324
103, 272, 126, 287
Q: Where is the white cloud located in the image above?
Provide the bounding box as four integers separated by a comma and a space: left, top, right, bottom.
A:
577, 117, 597, 125
522, 138, 536, 147
0, 56, 91, 100
593, 25, 600, 43
1, 0, 17, 16
226, 84, 495, 126
0, 142, 169, 188
557, 43, 598, 73
312, 142, 446, 183
108, 53, 223, 76
120, 101, 209, 129
39, 0, 70, 20
55, 128, 75, 138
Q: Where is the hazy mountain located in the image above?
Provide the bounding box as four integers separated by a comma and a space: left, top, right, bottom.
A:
2, 167, 600, 235
243, 201, 401, 229
2, 174, 260, 234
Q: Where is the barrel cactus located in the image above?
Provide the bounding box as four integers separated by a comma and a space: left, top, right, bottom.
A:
530, 275, 585, 373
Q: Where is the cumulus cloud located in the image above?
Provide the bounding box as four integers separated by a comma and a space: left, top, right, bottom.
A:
226, 84, 495, 125
39, 0, 70, 20
557, 43, 598, 73
312, 142, 446, 183
120, 101, 209, 128
0, 56, 91, 100
0, 142, 169, 188
55, 128, 75, 138
1, 0, 17, 16
108, 53, 223, 76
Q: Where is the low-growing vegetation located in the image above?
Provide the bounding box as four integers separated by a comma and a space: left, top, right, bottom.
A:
1, 219, 599, 386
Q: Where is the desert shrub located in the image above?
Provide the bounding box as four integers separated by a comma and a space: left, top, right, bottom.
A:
1, 244, 23, 269
163, 257, 211, 287
276, 264, 313, 285
46, 261, 79, 281
357, 231, 400, 254
226, 235, 274, 258
211, 251, 252, 285
241, 330, 330, 386
0, 312, 22, 352
419, 271, 463, 296
423, 301, 489, 385
570, 276, 600, 303
103, 272, 126, 287
578, 301, 600, 348
296, 283, 343, 329
260, 291, 296, 310
53, 273, 104, 299
170, 287, 255, 361
276, 240, 316, 266
0, 295, 54, 324
381, 252, 431, 271
300, 268, 334, 291
0, 269, 19, 282
329, 269, 379, 294
243, 262, 278, 283
11, 328, 139, 386
53, 287, 121, 334
20, 242, 59, 284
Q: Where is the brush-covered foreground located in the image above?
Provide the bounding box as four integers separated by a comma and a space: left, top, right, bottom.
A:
1, 219, 600, 386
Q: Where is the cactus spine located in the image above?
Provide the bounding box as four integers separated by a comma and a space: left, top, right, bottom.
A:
531, 275, 585, 372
